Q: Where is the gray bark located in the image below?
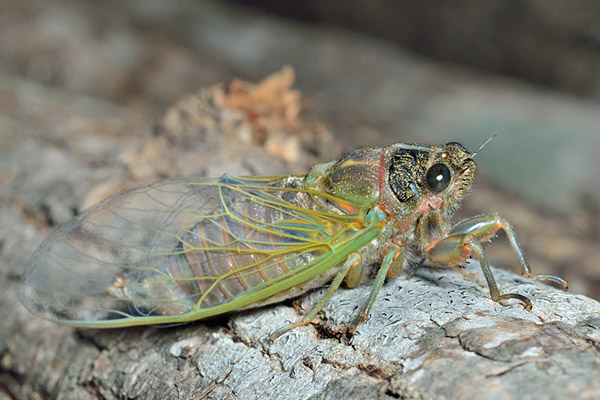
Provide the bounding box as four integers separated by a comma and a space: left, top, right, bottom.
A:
1, 2, 600, 398
2, 69, 600, 400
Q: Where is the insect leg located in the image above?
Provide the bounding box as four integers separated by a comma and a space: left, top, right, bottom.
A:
449, 214, 568, 289
270, 253, 362, 341
428, 233, 533, 310
386, 245, 405, 278
348, 244, 400, 335
344, 254, 365, 289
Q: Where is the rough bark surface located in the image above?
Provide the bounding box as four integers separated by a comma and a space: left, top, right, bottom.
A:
1, 2, 600, 398
1, 0, 599, 296
2, 70, 600, 400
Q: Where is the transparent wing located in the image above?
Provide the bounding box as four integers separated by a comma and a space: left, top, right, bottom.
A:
21, 175, 380, 328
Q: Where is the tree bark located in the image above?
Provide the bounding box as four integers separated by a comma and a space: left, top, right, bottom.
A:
2, 70, 600, 400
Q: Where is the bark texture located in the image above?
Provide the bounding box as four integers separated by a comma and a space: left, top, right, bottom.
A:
2, 70, 600, 400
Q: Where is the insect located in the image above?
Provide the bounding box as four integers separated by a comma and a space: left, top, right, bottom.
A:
20, 141, 567, 338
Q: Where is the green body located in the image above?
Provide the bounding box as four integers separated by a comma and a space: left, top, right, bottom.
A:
21, 141, 565, 331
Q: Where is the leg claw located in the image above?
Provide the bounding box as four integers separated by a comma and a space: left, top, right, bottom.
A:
496, 293, 532, 311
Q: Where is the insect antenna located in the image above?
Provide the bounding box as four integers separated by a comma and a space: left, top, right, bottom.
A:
472, 127, 504, 157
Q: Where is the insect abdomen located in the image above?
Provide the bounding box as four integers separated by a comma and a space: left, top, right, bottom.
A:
161, 176, 343, 309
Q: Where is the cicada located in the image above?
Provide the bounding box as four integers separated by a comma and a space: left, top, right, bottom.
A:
20, 142, 567, 338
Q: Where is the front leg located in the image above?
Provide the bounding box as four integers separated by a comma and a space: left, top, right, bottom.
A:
426, 214, 567, 308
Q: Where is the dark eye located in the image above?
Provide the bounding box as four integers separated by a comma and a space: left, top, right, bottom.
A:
426, 163, 451, 192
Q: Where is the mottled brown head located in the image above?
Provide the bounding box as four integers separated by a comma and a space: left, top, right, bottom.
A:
380, 142, 476, 221
434, 142, 476, 205
312, 142, 476, 225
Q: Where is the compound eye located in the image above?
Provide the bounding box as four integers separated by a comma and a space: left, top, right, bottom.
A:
426, 163, 451, 192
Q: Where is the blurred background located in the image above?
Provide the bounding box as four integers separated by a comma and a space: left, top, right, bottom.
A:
1, 0, 599, 301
